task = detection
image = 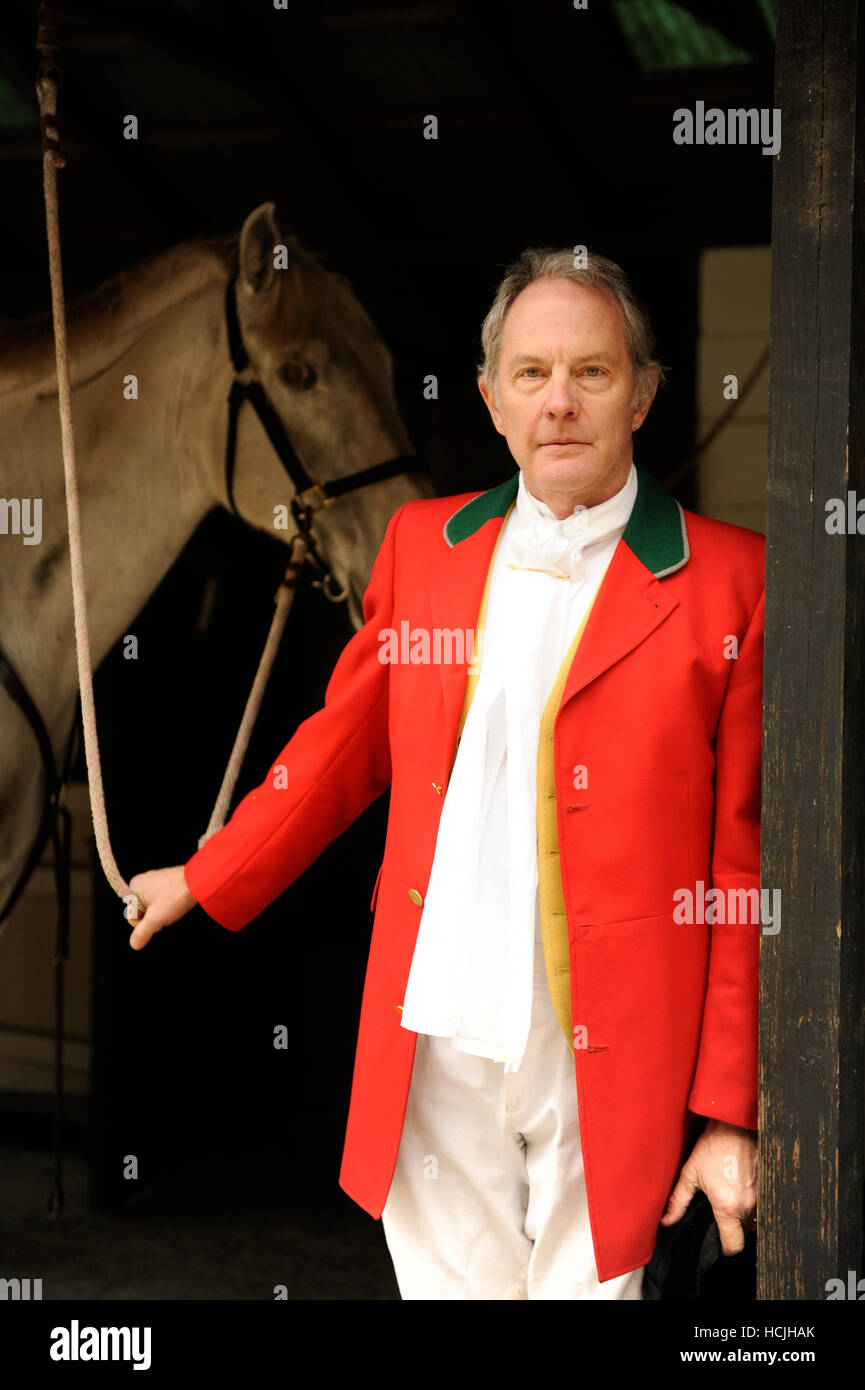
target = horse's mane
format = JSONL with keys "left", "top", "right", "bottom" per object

{"left": 0, "top": 227, "right": 356, "bottom": 391}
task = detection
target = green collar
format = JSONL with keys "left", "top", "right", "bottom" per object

{"left": 442, "top": 463, "right": 689, "bottom": 578}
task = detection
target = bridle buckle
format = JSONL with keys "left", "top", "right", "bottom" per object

{"left": 293, "top": 481, "right": 334, "bottom": 515}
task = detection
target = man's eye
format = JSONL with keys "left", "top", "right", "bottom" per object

{"left": 278, "top": 360, "right": 317, "bottom": 390}
{"left": 521, "top": 367, "right": 541, "bottom": 377}
{"left": 583, "top": 366, "right": 603, "bottom": 377}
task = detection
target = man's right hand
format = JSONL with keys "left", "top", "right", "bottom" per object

{"left": 126, "top": 866, "right": 197, "bottom": 951}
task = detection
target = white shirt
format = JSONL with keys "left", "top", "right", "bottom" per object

{"left": 399, "top": 463, "right": 638, "bottom": 1071}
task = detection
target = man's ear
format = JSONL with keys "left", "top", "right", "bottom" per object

{"left": 478, "top": 373, "right": 505, "bottom": 435}
{"left": 632, "top": 367, "right": 660, "bottom": 432}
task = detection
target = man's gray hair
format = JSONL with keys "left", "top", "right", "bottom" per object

{"left": 478, "top": 248, "right": 666, "bottom": 409}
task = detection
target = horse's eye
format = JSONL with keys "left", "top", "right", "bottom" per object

{"left": 278, "top": 360, "right": 317, "bottom": 390}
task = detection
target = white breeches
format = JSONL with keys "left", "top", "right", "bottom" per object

{"left": 381, "top": 932, "right": 646, "bottom": 1300}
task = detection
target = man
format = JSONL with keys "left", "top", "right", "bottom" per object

{"left": 127, "top": 249, "right": 762, "bottom": 1301}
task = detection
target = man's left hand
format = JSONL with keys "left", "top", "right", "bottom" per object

{"left": 660, "top": 1119, "right": 757, "bottom": 1255}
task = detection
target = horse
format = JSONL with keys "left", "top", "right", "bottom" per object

{"left": 0, "top": 201, "right": 434, "bottom": 926}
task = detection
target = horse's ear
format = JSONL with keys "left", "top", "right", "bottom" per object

{"left": 238, "top": 202, "right": 281, "bottom": 296}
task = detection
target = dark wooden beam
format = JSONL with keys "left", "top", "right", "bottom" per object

{"left": 760, "top": 0, "right": 865, "bottom": 1300}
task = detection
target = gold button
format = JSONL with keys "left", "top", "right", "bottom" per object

{"left": 408, "top": 888, "right": 424, "bottom": 906}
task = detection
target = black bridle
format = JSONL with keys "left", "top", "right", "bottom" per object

{"left": 223, "top": 275, "right": 425, "bottom": 597}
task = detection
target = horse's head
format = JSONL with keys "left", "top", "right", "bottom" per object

{"left": 218, "top": 202, "right": 434, "bottom": 627}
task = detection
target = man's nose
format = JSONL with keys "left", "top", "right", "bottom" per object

{"left": 544, "top": 374, "right": 581, "bottom": 415}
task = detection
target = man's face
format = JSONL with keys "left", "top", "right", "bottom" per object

{"left": 478, "top": 278, "right": 657, "bottom": 515}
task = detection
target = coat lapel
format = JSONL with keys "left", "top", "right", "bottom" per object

{"left": 557, "top": 538, "right": 678, "bottom": 710}
{"left": 558, "top": 464, "right": 688, "bottom": 707}
{"left": 426, "top": 485, "right": 514, "bottom": 762}
{"left": 428, "top": 463, "right": 689, "bottom": 750}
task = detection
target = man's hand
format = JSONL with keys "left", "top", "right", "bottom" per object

{"left": 126, "top": 866, "right": 197, "bottom": 951}
{"left": 660, "top": 1119, "right": 757, "bottom": 1255}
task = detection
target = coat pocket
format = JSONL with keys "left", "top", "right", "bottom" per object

{"left": 370, "top": 860, "right": 385, "bottom": 912}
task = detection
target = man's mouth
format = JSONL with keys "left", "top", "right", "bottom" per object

{"left": 540, "top": 439, "right": 589, "bottom": 446}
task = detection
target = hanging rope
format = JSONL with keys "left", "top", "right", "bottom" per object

{"left": 196, "top": 545, "right": 307, "bottom": 850}
{"left": 36, "top": 13, "right": 132, "bottom": 906}
{"left": 664, "top": 343, "right": 771, "bottom": 493}
{"left": 35, "top": 5, "right": 305, "bottom": 924}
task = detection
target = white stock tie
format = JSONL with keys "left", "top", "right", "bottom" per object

{"left": 399, "top": 464, "right": 638, "bottom": 1071}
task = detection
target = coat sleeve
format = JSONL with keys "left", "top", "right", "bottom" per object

{"left": 181, "top": 502, "right": 404, "bottom": 930}
{"left": 687, "top": 585, "right": 765, "bottom": 1132}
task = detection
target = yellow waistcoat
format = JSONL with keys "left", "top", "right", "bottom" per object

{"left": 450, "top": 502, "right": 602, "bottom": 1053}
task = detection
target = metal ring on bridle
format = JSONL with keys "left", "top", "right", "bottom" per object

{"left": 313, "top": 572, "right": 348, "bottom": 602}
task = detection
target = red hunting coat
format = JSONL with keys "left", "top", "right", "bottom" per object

{"left": 183, "top": 464, "right": 765, "bottom": 1282}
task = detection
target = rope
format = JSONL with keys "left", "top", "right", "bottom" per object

{"left": 197, "top": 544, "right": 307, "bottom": 849}
{"left": 37, "top": 46, "right": 130, "bottom": 903}
{"left": 664, "top": 343, "right": 771, "bottom": 493}
{"left": 35, "top": 10, "right": 304, "bottom": 920}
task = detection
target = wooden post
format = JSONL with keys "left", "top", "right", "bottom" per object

{"left": 760, "top": 0, "right": 865, "bottom": 1299}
